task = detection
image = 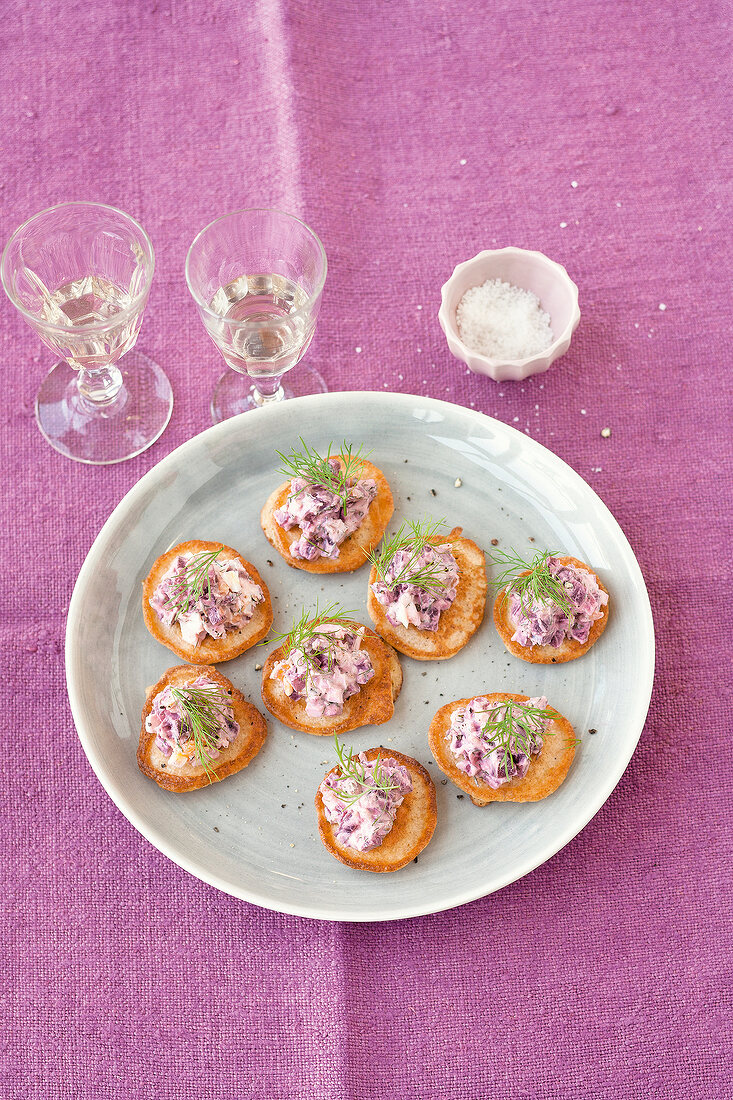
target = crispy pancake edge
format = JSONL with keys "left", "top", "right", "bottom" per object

{"left": 261, "top": 621, "right": 400, "bottom": 735}
{"left": 260, "top": 456, "right": 394, "bottom": 574}
{"left": 142, "top": 540, "right": 274, "bottom": 664}
{"left": 315, "top": 747, "right": 437, "bottom": 872}
{"left": 138, "top": 664, "right": 268, "bottom": 793}
{"left": 428, "top": 691, "right": 576, "bottom": 804}
{"left": 493, "top": 553, "right": 609, "bottom": 664}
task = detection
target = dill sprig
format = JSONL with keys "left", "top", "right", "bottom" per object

{"left": 163, "top": 547, "right": 223, "bottom": 621}
{"left": 491, "top": 547, "right": 574, "bottom": 618}
{"left": 474, "top": 698, "right": 557, "bottom": 781}
{"left": 331, "top": 735, "right": 400, "bottom": 807}
{"left": 276, "top": 438, "right": 370, "bottom": 507}
{"left": 269, "top": 601, "right": 359, "bottom": 689}
{"left": 367, "top": 517, "right": 454, "bottom": 596}
{"left": 170, "top": 683, "right": 232, "bottom": 782}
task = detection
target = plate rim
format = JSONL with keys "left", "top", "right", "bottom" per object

{"left": 65, "top": 391, "right": 655, "bottom": 922}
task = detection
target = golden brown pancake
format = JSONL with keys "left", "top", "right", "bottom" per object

{"left": 261, "top": 621, "right": 401, "bottom": 735}
{"left": 260, "top": 455, "right": 394, "bottom": 573}
{"left": 142, "top": 539, "right": 273, "bottom": 664}
{"left": 428, "top": 691, "right": 576, "bottom": 805}
{"left": 493, "top": 554, "right": 609, "bottom": 664}
{"left": 315, "top": 747, "right": 437, "bottom": 871}
{"left": 367, "top": 526, "right": 487, "bottom": 660}
{"left": 138, "top": 664, "right": 267, "bottom": 793}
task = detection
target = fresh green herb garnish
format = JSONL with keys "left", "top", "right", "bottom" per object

{"left": 276, "top": 438, "right": 370, "bottom": 507}
{"left": 163, "top": 547, "right": 223, "bottom": 621}
{"left": 475, "top": 699, "right": 557, "bottom": 780}
{"left": 170, "top": 683, "right": 232, "bottom": 782}
{"left": 271, "top": 601, "right": 358, "bottom": 658}
{"left": 367, "top": 517, "right": 454, "bottom": 596}
{"left": 331, "top": 735, "right": 400, "bottom": 806}
{"left": 491, "top": 547, "right": 574, "bottom": 618}
{"left": 268, "top": 601, "right": 359, "bottom": 688}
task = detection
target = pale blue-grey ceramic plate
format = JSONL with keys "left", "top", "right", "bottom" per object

{"left": 66, "top": 392, "right": 654, "bottom": 921}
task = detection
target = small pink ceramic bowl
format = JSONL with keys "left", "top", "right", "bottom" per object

{"left": 438, "top": 247, "right": 580, "bottom": 382}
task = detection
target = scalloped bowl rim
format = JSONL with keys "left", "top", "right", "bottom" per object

{"left": 439, "top": 247, "right": 580, "bottom": 369}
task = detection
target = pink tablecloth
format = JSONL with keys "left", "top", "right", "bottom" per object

{"left": 2, "top": 1, "right": 731, "bottom": 1096}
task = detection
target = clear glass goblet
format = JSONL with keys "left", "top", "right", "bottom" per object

{"left": 185, "top": 208, "right": 327, "bottom": 422}
{"left": 1, "top": 201, "right": 172, "bottom": 464}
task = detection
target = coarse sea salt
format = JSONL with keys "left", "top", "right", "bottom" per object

{"left": 456, "top": 278, "right": 554, "bottom": 360}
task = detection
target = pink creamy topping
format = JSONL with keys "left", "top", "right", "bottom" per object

{"left": 150, "top": 553, "right": 264, "bottom": 647}
{"left": 447, "top": 695, "right": 550, "bottom": 788}
{"left": 320, "top": 755, "right": 412, "bottom": 851}
{"left": 145, "top": 676, "right": 240, "bottom": 769}
{"left": 273, "top": 459, "right": 377, "bottom": 561}
{"left": 271, "top": 624, "right": 374, "bottom": 718}
{"left": 509, "top": 557, "right": 608, "bottom": 648}
{"left": 371, "top": 543, "right": 459, "bottom": 631}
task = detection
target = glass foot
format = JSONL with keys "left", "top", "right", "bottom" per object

{"left": 211, "top": 362, "right": 328, "bottom": 423}
{"left": 35, "top": 351, "right": 173, "bottom": 464}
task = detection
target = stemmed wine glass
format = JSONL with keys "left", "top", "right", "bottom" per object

{"left": 185, "top": 208, "right": 327, "bottom": 422}
{"left": 1, "top": 201, "right": 172, "bottom": 464}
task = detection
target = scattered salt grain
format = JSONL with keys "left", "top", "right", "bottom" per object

{"left": 560, "top": 222, "right": 568, "bottom": 228}
{"left": 601, "top": 427, "right": 611, "bottom": 438}
{"left": 454, "top": 478, "right": 462, "bottom": 487}
{"left": 659, "top": 303, "right": 667, "bottom": 311}
{"left": 571, "top": 180, "right": 578, "bottom": 188}
{"left": 460, "top": 158, "right": 467, "bottom": 165}
{"left": 456, "top": 278, "right": 554, "bottom": 361}
{"left": 355, "top": 346, "right": 362, "bottom": 353}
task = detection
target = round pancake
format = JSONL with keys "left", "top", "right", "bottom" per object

{"left": 493, "top": 553, "right": 609, "bottom": 664}
{"left": 260, "top": 455, "right": 394, "bottom": 573}
{"left": 428, "top": 691, "right": 576, "bottom": 804}
{"left": 142, "top": 539, "right": 273, "bottom": 664}
{"left": 315, "top": 747, "right": 437, "bottom": 872}
{"left": 261, "top": 621, "right": 402, "bottom": 735}
{"left": 367, "top": 526, "right": 487, "bottom": 660}
{"left": 138, "top": 664, "right": 267, "bottom": 793}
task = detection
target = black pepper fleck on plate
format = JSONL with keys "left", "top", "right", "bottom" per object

{"left": 589, "top": 728, "right": 597, "bottom": 735}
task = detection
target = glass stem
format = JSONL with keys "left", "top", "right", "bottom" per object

{"left": 250, "top": 373, "right": 285, "bottom": 406}
{"left": 75, "top": 364, "right": 125, "bottom": 409}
